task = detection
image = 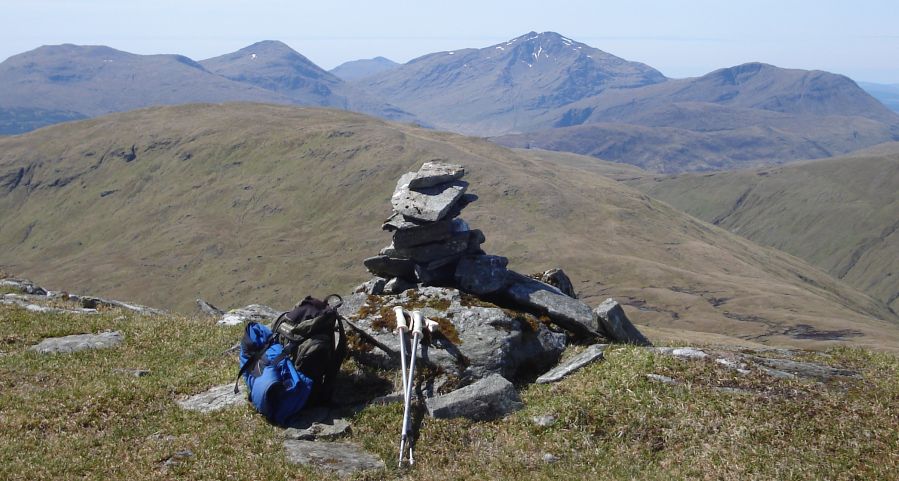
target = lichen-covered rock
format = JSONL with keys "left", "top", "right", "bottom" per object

{"left": 380, "top": 231, "right": 471, "bottom": 263}
{"left": 29, "top": 331, "right": 124, "bottom": 354}
{"left": 354, "top": 277, "right": 388, "bottom": 295}
{"left": 594, "top": 299, "right": 651, "bottom": 345}
{"left": 425, "top": 374, "right": 523, "bottom": 420}
{"left": 391, "top": 219, "right": 459, "bottom": 248}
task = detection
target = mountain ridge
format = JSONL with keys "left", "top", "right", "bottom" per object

{"left": 1, "top": 103, "right": 897, "bottom": 351}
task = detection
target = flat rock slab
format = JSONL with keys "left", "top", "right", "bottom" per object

{"left": 594, "top": 298, "right": 651, "bottom": 345}
{"left": 217, "top": 304, "right": 281, "bottom": 326}
{"left": 536, "top": 344, "right": 606, "bottom": 384}
{"left": 426, "top": 374, "right": 523, "bottom": 421}
{"left": 391, "top": 172, "right": 468, "bottom": 222}
{"left": 29, "top": 331, "right": 124, "bottom": 354}
{"left": 284, "top": 440, "right": 385, "bottom": 478}
{"left": 655, "top": 347, "right": 709, "bottom": 360}
{"left": 177, "top": 383, "right": 246, "bottom": 413}
{"left": 408, "top": 161, "right": 465, "bottom": 189}
{"left": 749, "top": 356, "right": 860, "bottom": 381}
{"left": 284, "top": 417, "right": 351, "bottom": 441}
{"left": 502, "top": 272, "right": 600, "bottom": 338}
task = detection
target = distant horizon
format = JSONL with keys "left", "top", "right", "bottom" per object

{"left": 4, "top": 33, "right": 899, "bottom": 86}
{"left": 2, "top": 1, "right": 897, "bottom": 83}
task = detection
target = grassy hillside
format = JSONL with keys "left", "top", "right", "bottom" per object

{"left": 2, "top": 303, "right": 897, "bottom": 480}
{"left": 624, "top": 150, "right": 899, "bottom": 314}
{"left": 0, "top": 103, "right": 897, "bottom": 350}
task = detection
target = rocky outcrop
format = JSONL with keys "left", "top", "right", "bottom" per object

{"left": 340, "top": 287, "right": 566, "bottom": 383}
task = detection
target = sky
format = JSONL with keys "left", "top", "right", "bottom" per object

{"left": 1, "top": 0, "right": 897, "bottom": 83}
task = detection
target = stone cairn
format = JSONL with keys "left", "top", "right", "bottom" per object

{"left": 362, "top": 161, "right": 503, "bottom": 294}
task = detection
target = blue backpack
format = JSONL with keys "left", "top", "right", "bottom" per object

{"left": 234, "top": 322, "right": 313, "bottom": 425}
{"left": 234, "top": 296, "right": 347, "bottom": 426}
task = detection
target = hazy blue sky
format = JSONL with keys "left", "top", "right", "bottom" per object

{"left": 2, "top": 0, "right": 897, "bottom": 82}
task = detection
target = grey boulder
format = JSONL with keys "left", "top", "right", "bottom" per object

{"left": 540, "top": 268, "right": 576, "bottom": 298}
{"left": 594, "top": 299, "right": 651, "bottom": 345}
{"left": 363, "top": 255, "right": 415, "bottom": 280}
{"left": 426, "top": 374, "right": 523, "bottom": 421}
{"left": 29, "top": 331, "right": 124, "bottom": 354}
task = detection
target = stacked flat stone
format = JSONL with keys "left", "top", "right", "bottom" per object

{"left": 364, "top": 162, "right": 496, "bottom": 291}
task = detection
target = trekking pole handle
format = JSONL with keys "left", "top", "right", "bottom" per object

{"left": 425, "top": 318, "right": 440, "bottom": 333}
{"left": 411, "top": 311, "right": 423, "bottom": 336}
{"left": 394, "top": 306, "right": 408, "bottom": 331}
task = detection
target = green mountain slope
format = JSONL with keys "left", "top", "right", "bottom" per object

{"left": 624, "top": 149, "right": 899, "bottom": 313}
{"left": 0, "top": 104, "right": 896, "bottom": 350}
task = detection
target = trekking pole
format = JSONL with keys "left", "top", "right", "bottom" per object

{"left": 395, "top": 306, "right": 411, "bottom": 467}
{"left": 394, "top": 306, "right": 410, "bottom": 391}
{"left": 401, "top": 311, "right": 424, "bottom": 466}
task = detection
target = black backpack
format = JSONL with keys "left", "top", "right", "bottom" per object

{"left": 270, "top": 295, "right": 348, "bottom": 406}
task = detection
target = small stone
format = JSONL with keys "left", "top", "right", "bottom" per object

{"left": 177, "top": 383, "right": 246, "bottom": 413}
{"left": 409, "top": 161, "right": 465, "bottom": 189}
{"left": 381, "top": 212, "right": 426, "bottom": 232}
{"left": 414, "top": 258, "right": 460, "bottom": 286}
{"left": 162, "top": 449, "right": 194, "bottom": 467}
{"left": 113, "top": 368, "right": 151, "bottom": 377}
{"left": 532, "top": 415, "right": 557, "bottom": 427}
{"left": 646, "top": 373, "right": 677, "bottom": 384}
{"left": 29, "top": 331, "right": 124, "bottom": 354}
{"left": 716, "top": 358, "right": 751, "bottom": 374}
{"left": 542, "top": 453, "right": 560, "bottom": 464}
{"left": 540, "top": 268, "right": 576, "bottom": 298}
{"left": 536, "top": 344, "right": 606, "bottom": 384}
{"left": 284, "top": 440, "right": 385, "bottom": 477}
{"left": 455, "top": 255, "right": 509, "bottom": 295}
{"left": 426, "top": 374, "right": 523, "bottom": 421}
{"left": 593, "top": 299, "right": 651, "bottom": 345}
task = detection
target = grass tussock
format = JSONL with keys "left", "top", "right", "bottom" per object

{"left": 1, "top": 304, "right": 897, "bottom": 480}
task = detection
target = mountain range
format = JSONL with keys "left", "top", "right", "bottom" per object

{"left": 0, "top": 41, "right": 416, "bottom": 135}
{"left": 1, "top": 31, "right": 897, "bottom": 172}
{"left": 1, "top": 104, "right": 897, "bottom": 350}
{"left": 860, "top": 82, "right": 899, "bottom": 113}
